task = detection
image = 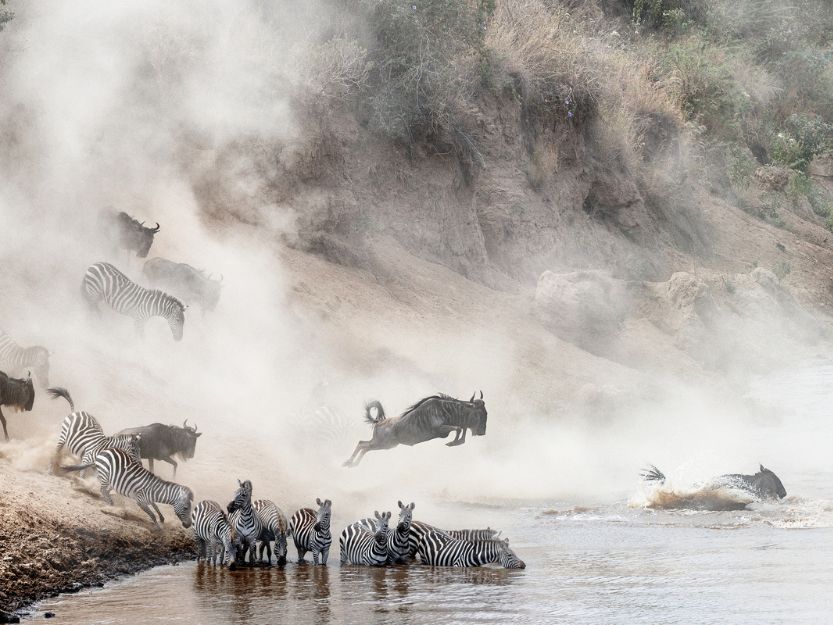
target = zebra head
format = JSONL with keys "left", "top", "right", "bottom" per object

{"left": 166, "top": 298, "right": 187, "bottom": 341}
{"left": 467, "top": 390, "right": 487, "bottom": 436}
{"left": 373, "top": 510, "right": 391, "bottom": 545}
{"left": 313, "top": 497, "right": 332, "bottom": 532}
{"left": 496, "top": 538, "right": 525, "bottom": 569}
{"left": 396, "top": 500, "right": 415, "bottom": 533}
{"left": 175, "top": 486, "right": 194, "bottom": 528}
{"left": 227, "top": 480, "right": 253, "bottom": 513}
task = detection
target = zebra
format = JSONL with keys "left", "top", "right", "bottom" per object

{"left": 47, "top": 387, "right": 140, "bottom": 475}
{"left": 340, "top": 510, "right": 391, "bottom": 566}
{"left": 416, "top": 530, "right": 525, "bottom": 569}
{"left": 226, "top": 480, "right": 262, "bottom": 565}
{"left": 0, "top": 328, "right": 50, "bottom": 388}
{"left": 407, "top": 520, "right": 500, "bottom": 559}
{"left": 81, "top": 262, "right": 187, "bottom": 341}
{"left": 355, "top": 500, "right": 415, "bottom": 564}
{"left": 288, "top": 498, "right": 332, "bottom": 565}
{"left": 191, "top": 500, "right": 237, "bottom": 568}
{"left": 253, "top": 499, "right": 289, "bottom": 566}
{"left": 93, "top": 448, "right": 193, "bottom": 528}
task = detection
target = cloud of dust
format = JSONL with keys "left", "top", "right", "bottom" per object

{"left": 0, "top": 0, "right": 830, "bottom": 535}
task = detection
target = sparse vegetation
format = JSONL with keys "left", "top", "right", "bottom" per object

{"left": 0, "top": 0, "right": 13, "bottom": 32}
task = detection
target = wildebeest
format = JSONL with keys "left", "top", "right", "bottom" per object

{"left": 142, "top": 257, "right": 223, "bottom": 312}
{"left": 0, "top": 370, "right": 35, "bottom": 440}
{"left": 0, "top": 328, "right": 51, "bottom": 388}
{"left": 641, "top": 464, "right": 787, "bottom": 500}
{"left": 343, "top": 392, "right": 488, "bottom": 467}
{"left": 116, "top": 420, "right": 202, "bottom": 478}
{"left": 102, "top": 209, "right": 160, "bottom": 258}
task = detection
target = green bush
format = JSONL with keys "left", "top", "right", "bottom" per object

{"left": 769, "top": 114, "right": 833, "bottom": 172}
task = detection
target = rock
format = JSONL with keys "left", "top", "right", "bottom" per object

{"left": 0, "top": 612, "right": 20, "bottom": 624}
{"left": 44, "top": 612, "right": 55, "bottom": 619}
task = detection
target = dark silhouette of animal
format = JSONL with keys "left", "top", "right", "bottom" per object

{"left": 340, "top": 511, "right": 391, "bottom": 566}
{"left": 102, "top": 210, "right": 160, "bottom": 258}
{"left": 93, "top": 448, "right": 193, "bottom": 528}
{"left": 227, "top": 479, "right": 262, "bottom": 565}
{"left": 416, "top": 531, "right": 525, "bottom": 568}
{"left": 343, "top": 392, "right": 488, "bottom": 467}
{"left": 116, "top": 421, "right": 201, "bottom": 477}
{"left": 253, "top": 499, "right": 289, "bottom": 566}
{"left": 641, "top": 464, "right": 787, "bottom": 500}
{"left": 0, "top": 370, "right": 35, "bottom": 440}
{"left": 142, "top": 258, "right": 223, "bottom": 313}
{"left": 47, "top": 387, "right": 140, "bottom": 475}
{"left": 0, "top": 328, "right": 50, "bottom": 388}
{"left": 81, "top": 262, "right": 187, "bottom": 341}
{"left": 192, "top": 500, "right": 237, "bottom": 568}
{"left": 288, "top": 498, "right": 332, "bottom": 565}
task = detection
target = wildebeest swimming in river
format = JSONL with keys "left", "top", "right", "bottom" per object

{"left": 0, "top": 370, "right": 35, "bottom": 440}
{"left": 641, "top": 464, "right": 787, "bottom": 505}
{"left": 343, "top": 392, "right": 488, "bottom": 468}
{"left": 116, "top": 420, "right": 202, "bottom": 478}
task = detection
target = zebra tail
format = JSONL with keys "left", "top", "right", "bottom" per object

{"left": 47, "top": 387, "right": 75, "bottom": 411}
{"left": 640, "top": 464, "right": 666, "bottom": 484}
{"left": 364, "top": 400, "right": 386, "bottom": 426}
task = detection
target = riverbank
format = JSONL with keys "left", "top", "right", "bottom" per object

{"left": 0, "top": 457, "right": 194, "bottom": 620}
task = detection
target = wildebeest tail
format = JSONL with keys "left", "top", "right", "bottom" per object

{"left": 47, "top": 386, "right": 74, "bottom": 411}
{"left": 640, "top": 464, "right": 666, "bottom": 484}
{"left": 364, "top": 400, "right": 386, "bottom": 426}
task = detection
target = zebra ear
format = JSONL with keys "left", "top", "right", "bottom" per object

{"left": 398, "top": 500, "right": 404, "bottom": 509}
{"left": 385, "top": 511, "right": 391, "bottom": 520}
{"left": 316, "top": 497, "right": 323, "bottom": 506}
{"left": 374, "top": 510, "right": 380, "bottom": 519}
{"left": 409, "top": 502, "right": 415, "bottom": 510}
{"left": 238, "top": 479, "right": 243, "bottom": 487}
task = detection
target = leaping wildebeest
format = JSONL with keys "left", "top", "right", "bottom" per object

{"left": 343, "top": 392, "right": 488, "bottom": 468}
{"left": 0, "top": 370, "right": 35, "bottom": 441}
{"left": 641, "top": 464, "right": 787, "bottom": 500}
{"left": 116, "top": 420, "right": 202, "bottom": 478}
{"left": 101, "top": 209, "right": 160, "bottom": 258}
{"left": 142, "top": 257, "right": 223, "bottom": 313}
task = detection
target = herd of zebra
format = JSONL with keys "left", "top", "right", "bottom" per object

{"left": 193, "top": 480, "right": 526, "bottom": 570}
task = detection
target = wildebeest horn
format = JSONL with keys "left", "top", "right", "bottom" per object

{"left": 470, "top": 392, "right": 475, "bottom": 402}
{"left": 152, "top": 222, "right": 160, "bottom": 232}
{"left": 479, "top": 390, "right": 483, "bottom": 399}
{"left": 183, "top": 419, "right": 188, "bottom": 429}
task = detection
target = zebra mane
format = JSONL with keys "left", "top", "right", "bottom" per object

{"left": 151, "top": 289, "right": 185, "bottom": 310}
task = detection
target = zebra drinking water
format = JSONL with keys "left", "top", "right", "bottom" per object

{"left": 191, "top": 500, "right": 237, "bottom": 568}
{"left": 81, "top": 262, "right": 187, "bottom": 341}
{"left": 226, "top": 480, "right": 262, "bottom": 565}
{"left": 253, "top": 499, "right": 289, "bottom": 566}
{"left": 48, "top": 387, "right": 140, "bottom": 475}
{"left": 416, "top": 530, "right": 525, "bottom": 568}
{"left": 93, "top": 448, "right": 193, "bottom": 528}
{"left": 0, "top": 329, "right": 50, "bottom": 388}
{"left": 340, "top": 510, "right": 391, "bottom": 566}
{"left": 288, "top": 498, "right": 332, "bottom": 565}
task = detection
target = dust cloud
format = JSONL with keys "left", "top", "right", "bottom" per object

{"left": 0, "top": 0, "right": 829, "bottom": 530}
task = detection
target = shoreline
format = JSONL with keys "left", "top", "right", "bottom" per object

{"left": 0, "top": 459, "right": 195, "bottom": 620}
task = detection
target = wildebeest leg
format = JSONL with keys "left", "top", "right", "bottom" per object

{"left": 161, "top": 456, "right": 178, "bottom": 478}
{"left": 0, "top": 406, "right": 8, "bottom": 441}
{"left": 344, "top": 440, "right": 378, "bottom": 467}
{"left": 446, "top": 426, "right": 467, "bottom": 447}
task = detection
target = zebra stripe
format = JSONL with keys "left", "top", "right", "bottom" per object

{"left": 340, "top": 511, "right": 390, "bottom": 566}
{"left": 416, "top": 530, "right": 525, "bottom": 569}
{"left": 407, "top": 520, "right": 501, "bottom": 559}
{"left": 191, "top": 500, "right": 236, "bottom": 567}
{"left": 353, "top": 500, "right": 414, "bottom": 564}
{"left": 94, "top": 448, "right": 193, "bottom": 528}
{"left": 81, "top": 262, "right": 186, "bottom": 341}
{"left": 288, "top": 498, "right": 332, "bottom": 565}
{"left": 253, "top": 499, "right": 289, "bottom": 565}
{"left": 227, "top": 480, "right": 262, "bottom": 564}
{"left": 0, "top": 329, "right": 50, "bottom": 387}
{"left": 446, "top": 528, "right": 500, "bottom": 541}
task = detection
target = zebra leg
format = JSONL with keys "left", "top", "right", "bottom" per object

{"left": 265, "top": 541, "right": 272, "bottom": 564}
{"left": 196, "top": 537, "right": 206, "bottom": 561}
{"left": 321, "top": 546, "right": 330, "bottom": 566}
{"left": 312, "top": 548, "right": 320, "bottom": 566}
{"left": 136, "top": 493, "right": 161, "bottom": 527}
{"left": 297, "top": 546, "right": 307, "bottom": 564}
{"left": 150, "top": 501, "right": 165, "bottom": 524}
{"left": 0, "top": 406, "right": 8, "bottom": 441}
{"left": 99, "top": 485, "right": 114, "bottom": 506}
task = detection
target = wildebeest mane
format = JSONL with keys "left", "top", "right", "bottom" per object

{"left": 401, "top": 393, "right": 461, "bottom": 417}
